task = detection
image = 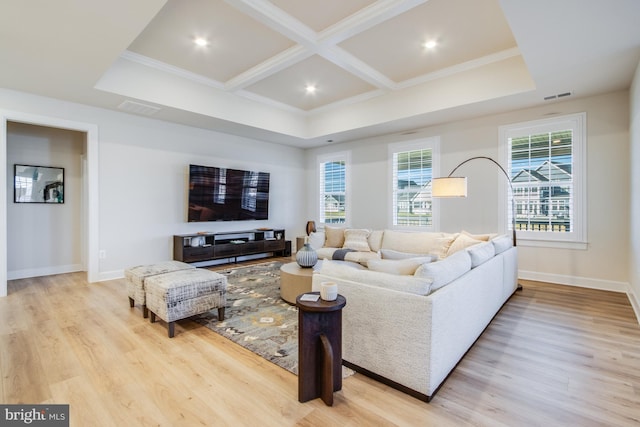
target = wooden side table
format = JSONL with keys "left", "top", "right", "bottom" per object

{"left": 280, "top": 261, "right": 322, "bottom": 304}
{"left": 296, "top": 292, "right": 346, "bottom": 406}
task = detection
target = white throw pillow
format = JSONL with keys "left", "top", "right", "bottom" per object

{"left": 308, "top": 231, "right": 325, "bottom": 250}
{"left": 466, "top": 241, "right": 495, "bottom": 268}
{"left": 343, "top": 229, "right": 371, "bottom": 251}
{"left": 461, "top": 230, "right": 496, "bottom": 241}
{"left": 414, "top": 250, "right": 472, "bottom": 291}
{"left": 491, "top": 234, "right": 513, "bottom": 254}
{"left": 367, "top": 257, "right": 432, "bottom": 275}
{"left": 446, "top": 233, "right": 483, "bottom": 256}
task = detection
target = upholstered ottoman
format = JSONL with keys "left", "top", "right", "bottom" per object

{"left": 145, "top": 268, "right": 227, "bottom": 337}
{"left": 125, "top": 261, "right": 195, "bottom": 318}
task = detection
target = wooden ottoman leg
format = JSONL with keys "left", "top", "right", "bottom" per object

{"left": 168, "top": 322, "right": 175, "bottom": 338}
{"left": 218, "top": 307, "right": 225, "bottom": 321}
{"left": 143, "top": 305, "right": 149, "bottom": 319}
{"left": 128, "top": 297, "right": 134, "bottom": 308}
{"left": 150, "top": 312, "right": 156, "bottom": 323}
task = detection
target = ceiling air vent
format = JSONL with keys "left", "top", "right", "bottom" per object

{"left": 118, "top": 100, "right": 161, "bottom": 116}
{"left": 544, "top": 91, "right": 573, "bottom": 101}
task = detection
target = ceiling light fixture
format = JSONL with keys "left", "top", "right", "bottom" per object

{"left": 305, "top": 84, "right": 317, "bottom": 94}
{"left": 423, "top": 40, "right": 437, "bottom": 49}
{"left": 194, "top": 37, "right": 209, "bottom": 47}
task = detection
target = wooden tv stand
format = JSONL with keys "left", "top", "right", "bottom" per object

{"left": 173, "top": 229, "right": 289, "bottom": 264}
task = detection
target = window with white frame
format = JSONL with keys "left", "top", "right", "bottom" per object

{"left": 318, "top": 152, "right": 349, "bottom": 225}
{"left": 389, "top": 138, "right": 440, "bottom": 229}
{"left": 499, "top": 112, "right": 586, "bottom": 246}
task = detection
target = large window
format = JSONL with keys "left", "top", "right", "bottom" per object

{"left": 389, "top": 138, "right": 440, "bottom": 229}
{"left": 500, "top": 113, "right": 586, "bottom": 247}
{"left": 318, "top": 152, "right": 350, "bottom": 225}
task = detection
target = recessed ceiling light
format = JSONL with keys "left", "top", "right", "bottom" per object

{"left": 194, "top": 37, "right": 209, "bottom": 47}
{"left": 305, "top": 84, "right": 317, "bottom": 94}
{"left": 423, "top": 40, "right": 437, "bottom": 49}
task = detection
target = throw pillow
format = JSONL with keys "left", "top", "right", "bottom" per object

{"left": 446, "top": 233, "right": 483, "bottom": 256}
{"left": 491, "top": 234, "right": 513, "bottom": 254}
{"left": 414, "top": 250, "right": 472, "bottom": 291}
{"left": 466, "top": 241, "right": 495, "bottom": 268}
{"left": 307, "top": 231, "right": 325, "bottom": 250}
{"left": 324, "top": 226, "right": 345, "bottom": 248}
{"left": 367, "top": 257, "right": 432, "bottom": 275}
{"left": 461, "top": 230, "right": 496, "bottom": 241}
{"left": 343, "top": 229, "right": 371, "bottom": 252}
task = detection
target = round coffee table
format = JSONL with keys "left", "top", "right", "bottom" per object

{"left": 280, "top": 261, "right": 322, "bottom": 304}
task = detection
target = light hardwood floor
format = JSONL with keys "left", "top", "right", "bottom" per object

{"left": 1, "top": 258, "right": 639, "bottom": 426}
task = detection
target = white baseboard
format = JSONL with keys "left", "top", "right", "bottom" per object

{"left": 99, "top": 270, "right": 124, "bottom": 282}
{"left": 519, "top": 269, "right": 628, "bottom": 293}
{"left": 628, "top": 288, "right": 640, "bottom": 326}
{"left": 8, "top": 264, "right": 84, "bottom": 280}
{"left": 519, "top": 269, "right": 639, "bottom": 325}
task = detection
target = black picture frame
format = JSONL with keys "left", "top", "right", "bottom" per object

{"left": 14, "top": 164, "right": 65, "bottom": 204}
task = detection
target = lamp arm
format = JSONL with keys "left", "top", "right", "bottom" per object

{"left": 445, "top": 156, "right": 516, "bottom": 246}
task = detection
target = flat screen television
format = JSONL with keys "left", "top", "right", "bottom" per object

{"left": 188, "top": 164, "right": 270, "bottom": 222}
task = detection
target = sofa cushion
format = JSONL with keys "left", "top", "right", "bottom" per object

{"left": 446, "top": 233, "right": 483, "bottom": 256}
{"left": 466, "top": 241, "right": 495, "bottom": 268}
{"left": 343, "top": 229, "right": 371, "bottom": 251}
{"left": 367, "top": 257, "right": 432, "bottom": 275}
{"left": 380, "top": 248, "right": 433, "bottom": 260}
{"left": 344, "top": 251, "right": 380, "bottom": 264}
{"left": 381, "top": 230, "right": 458, "bottom": 259}
{"left": 319, "top": 259, "right": 432, "bottom": 295}
{"left": 368, "top": 230, "right": 384, "bottom": 252}
{"left": 491, "top": 234, "right": 513, "bottom": 254}
{"left": 324, "top": 226, "right": 345, "bottom": 247}
{"left": 414, "top": 250, "right": 472, "bottom": 291}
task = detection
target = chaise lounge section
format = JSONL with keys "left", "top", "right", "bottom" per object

{"left": 310, "top": 227, "right": 518, "bottom": 401}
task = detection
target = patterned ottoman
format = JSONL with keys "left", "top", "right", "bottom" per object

{"left": 145, "top": 268, "right": 227, "bottom": 338}
{"left": 125, "top": 261, "right": 195, "bottom": 318}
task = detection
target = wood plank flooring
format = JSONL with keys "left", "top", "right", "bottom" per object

{"left": 1, "top": 257, "right": 639, "bottom": 426}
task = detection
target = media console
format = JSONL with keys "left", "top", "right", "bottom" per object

{"left": 173, "top": 229, "right": 289, "bottom": 264}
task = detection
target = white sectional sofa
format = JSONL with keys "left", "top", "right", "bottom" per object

{"left": 309, "top": 227, "right": 519, "bottom": 401}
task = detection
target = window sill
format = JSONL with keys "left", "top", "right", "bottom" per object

{"left": 517, "top": 238, "right": 587, "bottom": 250}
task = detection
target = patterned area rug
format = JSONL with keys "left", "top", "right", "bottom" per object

{"left": 194, "top": 261, "right": 300, "bottom": 374}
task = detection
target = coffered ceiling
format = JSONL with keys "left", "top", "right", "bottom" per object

{"left": 2, "top": 0, "right": 640, "bottom": 147}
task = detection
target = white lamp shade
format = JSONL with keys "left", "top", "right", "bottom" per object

{"left": 432, "top": 177, "right": 468, "bottom": 197}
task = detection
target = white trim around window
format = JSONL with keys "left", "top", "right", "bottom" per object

{"left": 388, "top": 137, "right": 440, "bottom": 231}
{"left": 499, "top": 112, "right": 587, "bottom": 249}
{"left": 317, "top": 151, "right": 351, "bottom": 227}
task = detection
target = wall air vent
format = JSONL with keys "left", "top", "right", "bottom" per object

{"left": 544, "top": 91, "right": 573, "bottom": 101}
{"left": 118, "top": 100, "right": 161, "bottom": 116}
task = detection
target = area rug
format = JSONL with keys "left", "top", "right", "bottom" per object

{"left": 194, "top": 261, "right": 301, "bottom": 374}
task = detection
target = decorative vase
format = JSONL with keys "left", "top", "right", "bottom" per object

{"left": 296, "top": 243, "right": 318, "bottom": 268}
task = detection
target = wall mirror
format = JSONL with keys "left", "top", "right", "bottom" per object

{"left": 14, "top": 164, "right": 65, "bottom": 204}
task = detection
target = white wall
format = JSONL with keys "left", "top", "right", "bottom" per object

{"left": 6, "top": 122, "right": 84, "bottom": 279}
{"left": 630, "top": 61, "right": 640, "bottom": 316}
{"left": 306, "top": 91, "right": 630, "bottom": 292}
{"left": 0, "top": 89, "right": 305, "bottom": 283}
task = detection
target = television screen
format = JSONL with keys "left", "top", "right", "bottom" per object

{"left": 188, "top": 164, "right": 270, "bottom": 222}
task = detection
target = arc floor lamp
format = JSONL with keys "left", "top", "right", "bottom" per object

{"left": 432, "top": 156, "right": 521, "bottom": 290}
{"left": 431, "top": 156, "right": 517, "bottom": 247}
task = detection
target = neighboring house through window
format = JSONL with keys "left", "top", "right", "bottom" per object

{"left": 389, "top": 138, "right": 440, "bottom": 230}
{"left": 318, "top": 151, "right": 350, "bottom": 225}
{"left": 499, "top": 112, "right": 586, "bottom": 248}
